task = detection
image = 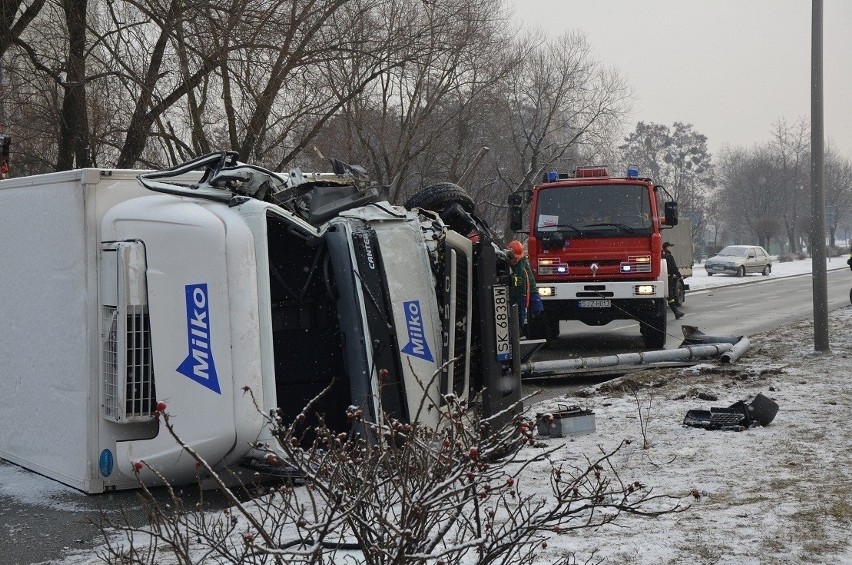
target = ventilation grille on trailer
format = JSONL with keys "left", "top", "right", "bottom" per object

{"left": 101, "top": 241, "right": 156, "bottom": 423}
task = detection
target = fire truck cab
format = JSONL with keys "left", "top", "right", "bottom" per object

{"left": 508, "top": 166, "right": 679, "bottom": 348}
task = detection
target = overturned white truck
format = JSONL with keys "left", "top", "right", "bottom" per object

{"left": 0, "top": 152, "right": 521, "bottom": 493}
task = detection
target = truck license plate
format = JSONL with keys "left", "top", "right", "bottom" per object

{"left": 578, "top": 299, "right": 611, "bottom": 308}
{"left": 493, "top": 285, "right": 511, "bottom": 361}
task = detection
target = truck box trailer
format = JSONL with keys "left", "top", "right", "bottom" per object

{"left": 0, "top": 152, "right": 521, "bottom": 493}
{"left": 663, "top": 218, "right": 694, "bottom": 305}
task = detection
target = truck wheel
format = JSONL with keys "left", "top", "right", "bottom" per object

{"left": 548, "top": 316, "right": 561, "bottom": 339}
{"left": 640, "top": 301, "right": 667, "bottom": 349}
{"left": 404, "top": 182, "right": 475, "bottom": 214}
{"left": 528, "top": 312, "right": 558, "bottom": 340}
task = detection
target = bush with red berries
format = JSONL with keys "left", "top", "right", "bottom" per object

{"left": 95, "top": 386, "right": 688, "bottom": 564}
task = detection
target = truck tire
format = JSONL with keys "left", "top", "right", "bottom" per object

{"left": 640, "top": 300, "right": 667, "bottom": 349}
{"left": 528, "top": 312, "right": 559, "bottom": 340}
{"left": 404, "top": 182, "right": 475, "bottom": 214}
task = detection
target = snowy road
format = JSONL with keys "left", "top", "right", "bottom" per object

{"left": 538, "top": 257, "right": 850, "bottom": 356}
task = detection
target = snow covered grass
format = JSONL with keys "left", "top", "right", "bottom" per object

{"left": 529, "top": 305, "right": 852, "bottom": 563}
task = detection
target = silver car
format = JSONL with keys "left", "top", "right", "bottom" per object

{"left": 704, "top": 245, "right": 771, "bottom": 277}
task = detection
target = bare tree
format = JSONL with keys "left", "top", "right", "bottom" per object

{"left": 0, "top": 0, "right": 46, "bottom": 59}
{"left": 768, "top": 118, "right": 809, "bottom": 253}
{"left": 717, "top": 146, "right": 785, "bottom": 249}
{"left": 314, "top": 0, "right": 521, "bottom": 205}
{"left": 824, "top": 146, "right": 852, "bottom": 248}
{"left": 98, "top": 0, "right": 226, "bottom": 168}
{"left": 3, "top": 0, "right": 632, "bottom": 187}
{"left": 506, "top": 31, "right": 629, "bottom": 195}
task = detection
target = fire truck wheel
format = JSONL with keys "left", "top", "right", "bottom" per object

{"left": 548, "top": 316, "right": 561, "bottom": 338}
{"left": 528, "top": 313, "right": 559, "bottom": 340}
{"left": 404, "top": 182, "right": 475, "bottom": 214}
{"left": 640, "top": 302, "right": 667, "bottom": 349}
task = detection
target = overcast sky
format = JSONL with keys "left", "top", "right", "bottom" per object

{"left": 508, "top": 0, "right": 852, "bottom": 160}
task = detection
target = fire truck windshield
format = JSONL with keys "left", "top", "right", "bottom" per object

{"left": 535, "top": 184, "right": 652, "bottom": 235}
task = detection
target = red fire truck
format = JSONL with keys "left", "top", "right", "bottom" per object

{"left": 507, "top": 166, "right": 679, "bottom": 348}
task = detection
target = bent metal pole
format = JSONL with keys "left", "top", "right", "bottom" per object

{"left": 521, "top": 343, "right": 737, "bottom": 379}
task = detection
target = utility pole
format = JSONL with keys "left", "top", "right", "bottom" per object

{"left": 0, "top": 55, "right": 5, "bottom": 129}
{"left": 810, "top": 0, "right": 829, "bottom": 351}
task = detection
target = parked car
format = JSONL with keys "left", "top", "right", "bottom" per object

{"left": 704, "top": 245, "right": 771, "bottom": 277}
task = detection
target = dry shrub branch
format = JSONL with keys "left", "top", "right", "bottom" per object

{"left": 94, "top": 386, "right": 689, "bottom": 564}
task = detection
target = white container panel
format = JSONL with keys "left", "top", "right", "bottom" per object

{"left": 101, "top": 196, "right": 241, "bottom": 487}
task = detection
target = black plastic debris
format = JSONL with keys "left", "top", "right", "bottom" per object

{"left": 683, "top": 392, "right": 778, "bottom": 431}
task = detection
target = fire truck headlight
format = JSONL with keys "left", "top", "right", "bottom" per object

{"left": 634, "top": 285, "right": 655, "bottom": 296}
{"left": 538, "top": 286, "right": 555, "bottom": 297}
{"left": 538, "top": 258, "right": 559, "bottom": 276}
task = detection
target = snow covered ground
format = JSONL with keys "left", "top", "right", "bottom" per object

{"left": 530, "top": 256, "right": 852, "bottom": 563}
{"left": 10, "top": 257, "right": 852, "bottom": 564}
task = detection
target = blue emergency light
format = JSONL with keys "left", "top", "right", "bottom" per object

{"left": 547, "top": 170, "right": 558, "bottom": 182}
{"left": 627, "top": 166, "right": 639, "bottom": 178}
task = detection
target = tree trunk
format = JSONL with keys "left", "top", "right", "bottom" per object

{"left": 56, "top": 0, "right": 89, "bottom": 170}
{"left": 787, "top": 227, "right": 797, "bottom": 254}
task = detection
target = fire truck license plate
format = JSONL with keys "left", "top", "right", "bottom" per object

{"left": 493, "top": 285, "right": 511, "bottom": 361}
{"left": 578, "top": 299, "right": 611, "bottom": 308}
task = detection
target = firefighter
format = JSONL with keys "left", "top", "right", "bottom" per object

{"left": 663, "top": 241, "right": 685, "bottom": 319}
{"left": 507, "top": 240, "right": 543, "bottom": 334}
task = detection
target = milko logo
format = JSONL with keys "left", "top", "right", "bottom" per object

{"left": 400, "top": 300, "right": 434, "bottom": 362}
{"left": 177, "top": 283, "right": 221, "bottom": 394}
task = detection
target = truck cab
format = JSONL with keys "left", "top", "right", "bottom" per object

{"left": 0, "top": 152, "right": 522, "bottom": 492}
{"left": 508, "top": 166, "right": 679, "bottom": 348}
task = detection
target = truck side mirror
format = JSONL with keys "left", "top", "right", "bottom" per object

{"left": 508, "top": 193, "right": 524, "bottom": 231}
{"left": 664, "top": 201, "right": 679, "bottom": 226}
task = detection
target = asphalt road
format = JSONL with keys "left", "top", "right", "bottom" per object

{"left": 2, "top": 269, "right": 849, "bottom": 565}
{"left": 0, "top": 467, "right": 249, "bottom": 565}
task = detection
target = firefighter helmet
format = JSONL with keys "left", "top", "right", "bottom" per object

{"left": 507, "top": 240, "right": 524, "bottom": 259}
